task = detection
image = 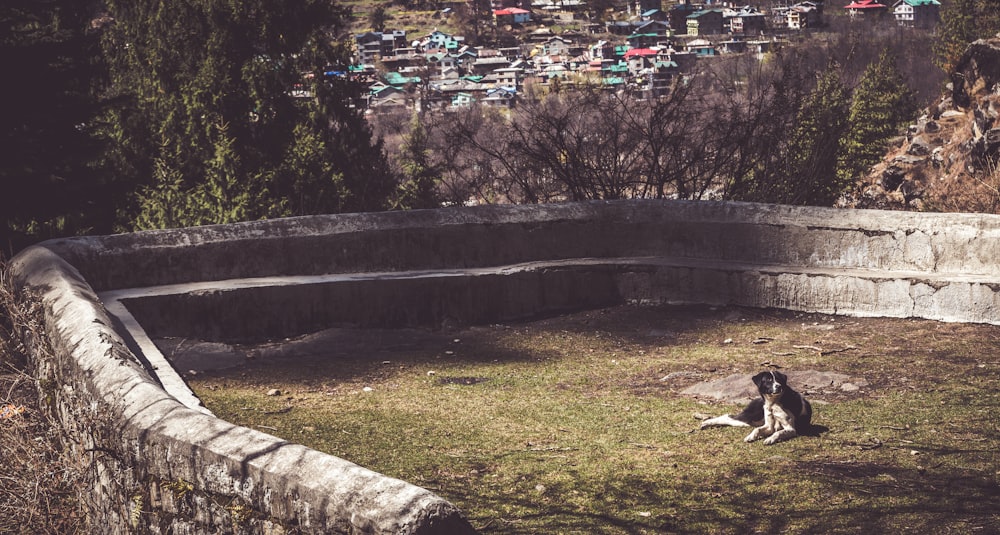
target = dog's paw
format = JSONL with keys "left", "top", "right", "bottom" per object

{"left": 762, "top": 435, "right": 779, "bottom": 445}
{"left": 744, "top": 431, "right": 759, "bottom": 443}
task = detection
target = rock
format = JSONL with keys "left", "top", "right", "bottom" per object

{"left": 881, "top": 166, "right": 906, "bottom": 191}
{"left": 907, "top": 135, "right": 933, "bottom": 156}
{"left": 266, "top": 388, "right": 281, "bottom": 396}
{"left": 661, "top": 371, "right": 701, "bottom": 381}
{"left": 952, "top": 37, "right": 1000, "bottom": 109}
{"left": 682, "top": 370, "right": 868, "bottom": 402}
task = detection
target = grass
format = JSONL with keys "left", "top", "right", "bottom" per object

{"left": 0, "top": 262, "right": 88, "bottom": 534}
{"left": 186, "top": 305, "right": 1000, "bottom": 534}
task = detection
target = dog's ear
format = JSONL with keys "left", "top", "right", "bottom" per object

{"left": 751, "top": 371, "right": 768, "bottom": 388}
{"left": 772, "top": 370, "right": 788, "bottom": 384}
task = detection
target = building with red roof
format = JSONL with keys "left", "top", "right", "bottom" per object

{"left": 494, "top": 7, "right": 531, "bottom": 25}
{"left": 845, "top": 0, "right": 888, "bottom": 18}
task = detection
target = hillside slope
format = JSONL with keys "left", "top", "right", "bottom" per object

{"left": 849, "top": 36, "right": 1000, "bottom": 213}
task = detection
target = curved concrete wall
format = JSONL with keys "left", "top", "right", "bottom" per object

{"left": 11, "top": 200, "right": 1000, "bottom": 533}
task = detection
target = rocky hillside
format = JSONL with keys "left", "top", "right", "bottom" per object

{"left": 848, "top": 35, "right": 1000, "bottom": 214}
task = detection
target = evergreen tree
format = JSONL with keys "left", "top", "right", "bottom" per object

{"left": 0, "top": 0, "right": 109, "bottom": 252}
{"left": 837, "top": 50, "right": 917, "bottom": 186}
{"left": 785, "top": 66, "right": 851, "bottom": 205}
{"left": 394, "top": 112, "right": 442, "bottom": 210}
{"left": 101, "top": 0, "right": 395, "bottom": 230}
{"left": 935, "top": 0, "right": 1000, "bottom": 72}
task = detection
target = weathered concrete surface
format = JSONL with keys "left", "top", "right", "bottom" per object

{"left": 10, "top": 246, "right": 477, "bottom": 534}
{"left": 11, "top": 199, "right": 1000, "bottom": 534}
{"left": 39, "top": 200, "right": 1000, "bottom": 292}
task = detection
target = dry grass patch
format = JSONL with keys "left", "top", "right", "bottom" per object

{"left": 186, "top": 305, "right": 1000, "bottom": 534}
{"left": 0, "top": 263, "right": 88, "bottom": 534}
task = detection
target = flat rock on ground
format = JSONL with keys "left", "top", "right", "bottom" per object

{"left": 681, "top": 370, "right": 868, "bottom": 404}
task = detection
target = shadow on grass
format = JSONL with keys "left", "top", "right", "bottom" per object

{"left": 443, "top": 459, "right": 999, "bottom": 534}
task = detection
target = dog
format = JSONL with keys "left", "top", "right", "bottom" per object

{"left": 700, "top": 370, "right": 812, "bottom": 445}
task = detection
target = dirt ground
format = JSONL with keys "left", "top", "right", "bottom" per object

{"left": 168, "top": 303, "right": 1000, "bottom": 406}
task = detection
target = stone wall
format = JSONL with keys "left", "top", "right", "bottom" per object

{"left": 10, "top": 199, "right": 1000, "bottom": 533}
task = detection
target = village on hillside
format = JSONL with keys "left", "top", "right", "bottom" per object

{"left": 348, "top": 0, "right": 942, "bottom": 112}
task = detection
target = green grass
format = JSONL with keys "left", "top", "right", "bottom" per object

{"left": 189, "top": 305, "right": 1000, "bottom": 534}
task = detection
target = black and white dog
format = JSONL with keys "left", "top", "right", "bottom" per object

{"left": 700, "top": 370, "right": 812, "bottom": 445}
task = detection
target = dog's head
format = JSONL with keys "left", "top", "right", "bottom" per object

{"left": 752, "top": 370, "right": 788, "bottom": 400}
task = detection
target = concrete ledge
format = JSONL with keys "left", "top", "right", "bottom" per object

{"left": 11, "top": 199, "right": 1000, "bottom": 533}
{"left": 11, "top": 246, "right": 475, "bottom": 534}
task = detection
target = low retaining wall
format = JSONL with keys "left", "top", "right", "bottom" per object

{"left": 10, "top": 199, "right": 1000, "bottom": 533}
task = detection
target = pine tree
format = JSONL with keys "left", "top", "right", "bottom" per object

{"left": 837, "top": 50, "right": 917, "bottom": 186}
{"left": 934, "top": 0, "right": 1000, "bottom": 72}
{"left": 101, "top": 0, "right": 396, "bottom": 230}
{"left": 394, "top": 112, "right": 442, "bottom": 210}
{"left": 786, "top": 66, "right": 851, "bottom": 206}
{"left": 0, "top": 0, "right": 109, "bottom": 252}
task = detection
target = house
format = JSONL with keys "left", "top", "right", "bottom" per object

{"left": 495, "top": 7, "right": 532, "bottom": 25}
{"left": 641, "top": 9, "right": 668, "bottom": 22}
{"left": 539, "top": 35, "right": 574, "bottom": 56}
{"left": 687, "top": 10, "right": 725, "bottom": 36}
{"left": 747, "top": 38, "right": 785, "bottom": 57}
{"left": 354, "top": 30, "right": 408, "bottom": 64}
{"left": 355, "top": 32, "right": 383, "bottom": 64}
{"left": 624, "top": 47, "right": 658, "bottom": 76}
{"left": 367, "top": 83, "right": 408, "bottom": 110}
{"left": 844, "top": 0, "right": 888, "bottom": 18}
{"left": 634, "top": 20, "right": 672, "bottom": 38}
{"left": 420, "top": 30, "right": 464, "bottom": 52}
{"left": 719, "top": 39, "right": 748, "bottom": 54}
{"left": 642, "top": 60, "right": 679, "bottom": 97}
{"left": 384, "top": 71, "right": 422, "bottom": 88}
{"left": 492, "top": 65, "right": 525, "bottom": 90}
{"left": 686, "top": 39, "right": 716, "bottom": 56}
{"left": 450, "top": 48, "right": 478, "bottom": 73}
{"left": 605, "top": 21, "right": 641, "bottom": 36}
{"left": 668, "top": 1, "right": 700, "bottom": 35}
{"left": 892, "top": 0, "right": 940, "bottom": 28}
{"left": 482, "top": 87, "right": 517, "bottom": 108}
{"left": 379, "top": 51, "right": 420, "bottom": 73}
{"left": 367, "top": 92, "right": 409, "bottom": 113}
{"left": 634, "top": 0, "right": 662, "bottom": 16}
{"left": 498, "top": 47, "right": 523, "bottom": 61}
{"left": 788, "top": 3, "right": 821, "bottom": 29}
{"left": 726, "top": 6, "right": 767, "bottom": 35}
{"left": 470, "top": 54, "right": 512, "bottom": 76}
{"left": 451, "top": 92, "right": 477, "bottom": 107}
{"left": 424, "top": 50, "right": 458, "bottom": 76}
{"left": 532, "top": 0, "right": 584, "bottom": 11}
{"left": 588, "top": 40, "right": 617, "bottom": 61}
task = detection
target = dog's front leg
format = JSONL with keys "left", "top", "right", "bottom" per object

{"left": 762, "top": 428, "right": 797, "bottom": 445}
{"left": 744, "top": 425, "right": 771, "bottom": 442}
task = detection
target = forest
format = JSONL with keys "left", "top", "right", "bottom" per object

{"left": 2, "top": 0, "right": 1000, "bottom": 255}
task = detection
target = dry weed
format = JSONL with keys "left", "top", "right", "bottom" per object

{"left": 0, "top": 261, "right": 88, "bottom": 534}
